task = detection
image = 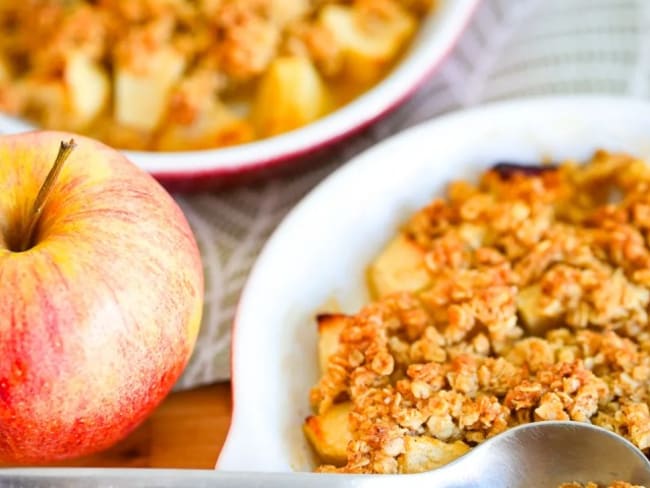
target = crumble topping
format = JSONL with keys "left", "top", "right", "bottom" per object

{"left": 309, "top": 151, "right": 650, "bottom": 473}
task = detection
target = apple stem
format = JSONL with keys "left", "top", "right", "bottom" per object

{"left": 19, "top": 139, "right": 76, "bottom": 252}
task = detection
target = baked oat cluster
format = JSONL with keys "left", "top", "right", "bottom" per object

{"left": 0, "top": 0, "right": 433, "bottom": 150}
{"left": 305, "top": 151, "right": 650, "bottom": 474}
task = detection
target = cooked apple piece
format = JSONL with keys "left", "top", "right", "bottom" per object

{"left": 158, "top": 100, "right": 252, "bottom": 151}
{"left": 91, "top": 117, "right": 156, "bottom": 151}
{"left": 64, "top": 52, "right": 110, "bottom": 128}
{"left": 399, "top": 436, "right": 470, "bottom": 473}
{"left": 304, "top": 402, "right": 352, "bottom": 466}
{"left": 20, "top": 79, "right": 68, "bottom": 127}
{"left": 157, "top": 69, "right": 252, "bottom": 150}
{"left": 252, "top": 55, "right": 331, "bottom": 137}
{"left": 317, "top": 314, "right": 349, "bottom": 373}
{"left": 457, "top": 223, "right": 485, "bottom": 250}
{"left": 114, "top": 48, "right": 186, "bottom": 131}
{"left": 319, "top": 4, "right": 416, "bottom": 84}
{"left": 158, "top": 113, "right": 252, "bottom": 150}
{"left": 19, "top": 54, "right": 109, "bottom": 131}
{"left": 517, "top": 284, "right": 561, "bottom": 335}
{"left": 268, "top": 0, "right": 310, "bottom": 28}
{"left": 0, "top": 53, "right": 11, "bottom": 83}
{"left": 368, "top": 234, "right": 430, "bottom": 299}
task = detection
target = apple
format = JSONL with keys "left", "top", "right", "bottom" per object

{"left": 0, "top": 132, "right": 204, "bottom": 463}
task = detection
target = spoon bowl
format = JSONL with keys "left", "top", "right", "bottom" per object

{"left": 429, "top": 420, "right": 650, "bottom": 487}
{"left": 2, "top": 421, "right": 649, "bottom": 488}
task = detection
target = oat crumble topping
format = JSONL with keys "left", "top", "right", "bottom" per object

{"left": 307, "top": 151, "right": 650, "bottom": 473}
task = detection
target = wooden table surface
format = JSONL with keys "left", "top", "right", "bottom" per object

{"left": 47, "top": 383, "right": 232, "bottom": 469}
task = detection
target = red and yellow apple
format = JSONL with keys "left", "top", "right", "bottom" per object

{"left": 0, "top": 131, "right": 204, "bottom": 463}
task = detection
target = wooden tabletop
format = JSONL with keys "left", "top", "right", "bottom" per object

{"left": 46, "top": 383, "right": 232, "bottom": 469}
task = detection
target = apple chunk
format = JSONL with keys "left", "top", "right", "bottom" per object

{"left": 253, "top": 56, "right": 331, "bottom": 137}
{"left": 268, "top": 0, "right": 310, "bottom": 28}
{"left": 114, "top": 47, "right": 186, "bottom": 131}
{"left": 517, "top": 284, "right": 560, "bottom": 335}
{"left": 317, "top": 313, "right": 350, "bottom": 373}
{"left": 64, "top": 52, "right": 110, "bottom": 127}
{"left": 399, "top": 436, "right": 470, "bottom": 473}
{"left": 368, "top": 234, "right": 431, "bottom": 298}
{"left": 158, "top": 98, "right": 252, "bottom": 151}
{"left": 319, "top": 4, "right": 416, "bottom": 84}
{"left": 304, "top": 402, "right": 352, "bottom": 466}
{"left": 0, "top": 53, "right": 10, "bottom": 82}
{"left": 21, "top": 53, "right": 110, "bottom": 131}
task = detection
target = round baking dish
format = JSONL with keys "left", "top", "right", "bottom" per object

{"left": 0, "top": 1, "right": 479, "bottom": 190}
{"left": 219, "top": 96, "right": 650, "bottom": 472}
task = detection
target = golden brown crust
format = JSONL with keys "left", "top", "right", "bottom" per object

{"left": 309, "top": 152, "right": 650, "bottom": 473}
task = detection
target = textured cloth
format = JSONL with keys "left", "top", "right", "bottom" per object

{"left": 175, "top": 0, "right": 650, "bottom": 389}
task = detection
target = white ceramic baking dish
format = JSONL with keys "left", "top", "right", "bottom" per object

{"left": 218, "top": 96, "right": 650, "bottom": 472}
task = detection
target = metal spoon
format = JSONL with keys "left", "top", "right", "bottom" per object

{"left": 1, "top": 421, "right": 649, "bottom": 488}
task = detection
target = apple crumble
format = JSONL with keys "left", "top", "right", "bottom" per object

{"left": 0, "top": 0, "right": 435, "bottom": 151}
{"left": 305, "top": 151, "right": 650, "bottom": 474}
